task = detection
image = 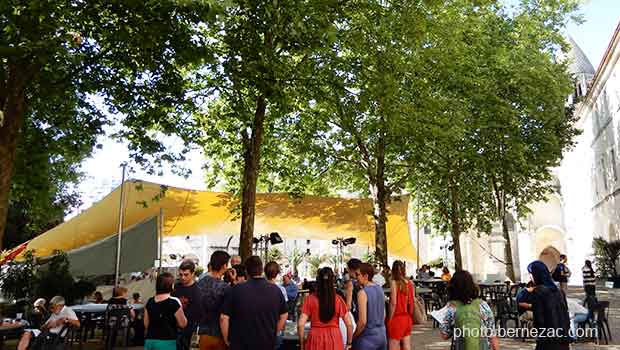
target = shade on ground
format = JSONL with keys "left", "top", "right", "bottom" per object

{"left": 12, "top": 180, "right": 416, "bottom": 260}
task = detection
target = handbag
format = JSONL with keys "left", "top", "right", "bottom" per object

{"left": 413, "top": 295, "right": 427, "bottom": 324}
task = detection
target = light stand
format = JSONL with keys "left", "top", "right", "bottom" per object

{"left": 331, "top": 237, "right": 356, "bottom": 277}
{"left": 253, "top": 232, "right": 283, "bottom": 261}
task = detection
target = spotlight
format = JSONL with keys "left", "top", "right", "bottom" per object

{"left": 332, "top": 240, "right": 339, "bottom": 245}
{"left": 343, "top": 237, "right": 356, "bottom": 246}
{"left": 269, "top": 232, "right": 283, "bottom": 245}
{"left": 252, "top": 237, "right": 260, "bottom": 244}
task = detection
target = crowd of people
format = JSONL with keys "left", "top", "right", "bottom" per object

{"left": 132, "top": 253, "right": 418, "bottom": 350}
{"left": 13, "top": 250, "right": 602, "bottom": 350}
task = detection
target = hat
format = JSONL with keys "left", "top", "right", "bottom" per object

{"left": 33, "top": 298, "right": 46, "bottom": 308}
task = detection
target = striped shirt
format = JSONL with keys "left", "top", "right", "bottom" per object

{"left": 582, "top": 266, "right": 596, "bottom": 286}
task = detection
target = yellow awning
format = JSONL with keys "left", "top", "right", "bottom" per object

{"left": 20, "top": 180, "right": 416, "bottom": 260}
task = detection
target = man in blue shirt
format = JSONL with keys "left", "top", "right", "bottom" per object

{"left": 281, "top": 274, "right": 298, "bottom": 320}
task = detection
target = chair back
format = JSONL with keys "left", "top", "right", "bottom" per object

{"left": 30, "top": 325, "right": 71, "bottom": 350}
{"left": 105, "top": 304, "right": 132, "bottom": 329}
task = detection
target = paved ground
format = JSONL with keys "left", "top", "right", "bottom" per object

{"left": 3, "top": 285, "right": 618, "bottom": 349}
{"left": 413, "top": 285, "right": 620, "bottom": 350}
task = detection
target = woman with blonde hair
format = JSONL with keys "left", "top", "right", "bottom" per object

{"left": 387, "top": 260, "right": 414, "bottom": 350}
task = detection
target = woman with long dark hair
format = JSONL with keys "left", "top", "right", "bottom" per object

{"left": 438, "top": 270, "right": 498, "bottom": 350}
{"left": 528, "top": 260, "right": 571, "bottom": 350}
{"left": 387, "top": 260, "right": 414, "bottom": 350}
{"left": 298, "top": 267, "right": 353, "bottom": 350}
{"left": 352, "top": 263, "right": 387, "bottom": 350}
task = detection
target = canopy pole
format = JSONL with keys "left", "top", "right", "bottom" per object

{"left": 159, "top": 208, "right": 164, "bottom": 271}
{"left": 114, "top": 164, "right": 127, "bottom": 287}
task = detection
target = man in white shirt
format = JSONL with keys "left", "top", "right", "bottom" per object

{"left": 18, "top": 296, "right": 80, "bottom": 350}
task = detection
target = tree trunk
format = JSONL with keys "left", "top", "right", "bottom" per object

{"left": 368, "top": 125, "right": 388, "bottom": 269}
{"left": 238, "top": 95, "right": 266, "bottom": 261}
{"left": 0, "top": 64, "right": 29, "bottom": 251}
{"left": 493, "top": 180, "right": 516, "bottom": 282}
{"left": 502, "top": 213, "right": 516, "bottom": 281}
{"left": 449, "top": 179, "right": 463, "bottom": 271}
{"left": 369, "top": 179, "right": 388, "bottom": 268}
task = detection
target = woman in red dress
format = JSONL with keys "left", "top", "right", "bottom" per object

{"left": 387, "top": 260, "right": 414, "bottom": 350}
{"left": 298, "top": 267, "right": 354, "bottom": 350}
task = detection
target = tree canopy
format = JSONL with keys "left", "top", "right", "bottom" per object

{"left": 0, "top": 0, "right": 211, "bottom": 249}
{"left": 2, "top": 0, "right": 583, "bottom": 273}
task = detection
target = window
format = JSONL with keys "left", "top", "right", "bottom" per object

{"left": 601, "top": 155, "right": 609, "bottom": 191}
{"left": 612, "top": 148, "right": 618, "bottom": 181}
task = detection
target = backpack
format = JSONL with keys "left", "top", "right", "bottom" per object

{"left": 451, "top": 299, "right": 490, "bottom": 350}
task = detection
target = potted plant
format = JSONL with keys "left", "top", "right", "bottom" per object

{"left": 593, "top": 238, "right": 620, "bottom": 288}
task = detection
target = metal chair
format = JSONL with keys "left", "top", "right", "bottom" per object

{"left": 103, "top": 304, "right": 132, "bottom": 349}
{"left": 30, "top": 325, "right": 72, "bottom": 350}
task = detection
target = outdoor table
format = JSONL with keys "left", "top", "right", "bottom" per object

{"left": 281, "top": 321, "right": 309, "bottom": 350}
{"left": 416, "top": 287, "right": 433, "bottom": 295}
{"left": 413, "top": 279, "right": 446, "bottom": 284}
{"left": 70, "top": 303, "right": 144, "bottom": 313}
{"left": 0, "top": 319, "right": 27, "bottom": 350}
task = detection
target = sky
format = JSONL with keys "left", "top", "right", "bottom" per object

{"left": 70, "top": 2, "right": 620, "bottom": 216}
{"left": 566, "top": 0, "right": 620, "bottom": 69}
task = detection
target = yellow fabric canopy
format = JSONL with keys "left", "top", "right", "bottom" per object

{"left": 20, "top": 180, "right": 416, "bottom": 260}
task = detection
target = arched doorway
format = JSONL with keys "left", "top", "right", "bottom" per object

{"left": 534, "top": 226, "right": 567, "bottom": 256}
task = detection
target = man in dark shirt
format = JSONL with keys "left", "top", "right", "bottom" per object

{"left": 220, "top": 256, "right": 287, "bottom": 350}
{"left": 197, "top": 251, "right": 231, "bottom": 350}
{"left": 172, "top": 260, "right": 202, "bottom": 350}
{"left": 345, "top": 258, "right": 362, "bottom": 321}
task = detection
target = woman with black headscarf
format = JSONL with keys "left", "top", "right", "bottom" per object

{"left": 527, "top": 260, "right": 571, "bottom": 350}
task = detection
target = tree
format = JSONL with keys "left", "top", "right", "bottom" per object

{"left": 266, "top": 247, "right": 285, "bottom": 264}
{"left": 4, "top": 109, "right": 92, "bottom": 249}
{"left": 196, "top": 0, "right": 342, "bottom": 260}
{"left": 0, "top": 1, "right": 211, "bottom": 249}
{"left": 478, "top": 0, "right": 580, "bottom": 281}
{"left": 406, "top": 0, "right": 579, "bottom": 271}
{"left": 0, "top": 249, "right": 37, "bottom": 301}
{"left": 287, "top": 0, "right": 428, "bottom": 267}
{"left": 285, "top": 247, "right": 305, "bottom": 277}
{"left": 307, "top": 255, "right": 326, "bottom": 278}
{"left": 593, "top": 238, "right": 620, "bottom": 278}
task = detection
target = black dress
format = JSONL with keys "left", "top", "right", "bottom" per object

{"left": 531, "top": 286, "right": 571, "bottom": 350}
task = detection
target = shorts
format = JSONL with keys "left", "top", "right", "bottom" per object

{"left": 145, "top": 339, "right": 177, "bottom": 350}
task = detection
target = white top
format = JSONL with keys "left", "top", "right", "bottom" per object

{"left": 567, "top": 298, "right": 588, "bottom": 317}
{"left": 373, "top": 274, "right": 386, "bottom": 287}
{"left": 46, "top": 306, "right": 78, "bottom": 334}
{"left": 278, "top": 285, "right": 288, "bottom": 302}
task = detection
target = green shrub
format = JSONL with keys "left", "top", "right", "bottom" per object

{"left": 593, "top": 237, "right": 620, "bottom": 278}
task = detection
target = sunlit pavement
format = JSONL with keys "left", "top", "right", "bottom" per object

{"left": 412, "top": 285, "right": 620, "bottom": 349}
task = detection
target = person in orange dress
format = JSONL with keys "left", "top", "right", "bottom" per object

{"left": 441, "top": 267, "right": 452, "bottom": 281}
{"left": 298, "top": 267, "right": 354, "bottom": 350}
{"left": 387, "top": 260, "right": 414, "bottom": 350}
